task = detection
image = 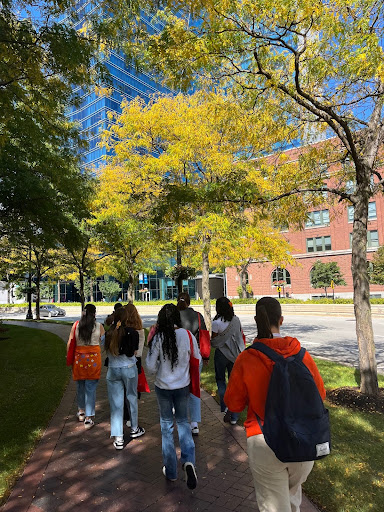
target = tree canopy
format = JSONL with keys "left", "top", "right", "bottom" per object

{"left": 0, "top": 0, "right": 99, "bottom": 240}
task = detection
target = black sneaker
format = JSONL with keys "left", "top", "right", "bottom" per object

{"left": 223, "top": 408, "right": 231, "bottom": 423}
{"left": 130, "top": 426, "right": 145, "bottom": 438}
{"left": 183, "top": 462, "right": 197, "bottom": 490}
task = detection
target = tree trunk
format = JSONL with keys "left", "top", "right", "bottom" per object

{"left": 202, "top": 248, "right": 212, "bottom": 333}
{"left": 79, "top": 270, "right": 85, "bottom": 312}
{"left": 127, "top": 274, "right": 135, "bottom": 303}
{"left": 35, "top": 272, "right": 41, "bottom": 320}
{"left": 352, "top": 169, "right": 379, "bottom": 396}
{"left": 176, "top": 243, "right": 183, "bottom": 294}
{"left": 90, "top": 278, "right": 94, "bottom": 302}
{"left": 240, "top": 268, "right": 248, "bottom": 298}
{"left": 57, "top": 279, "right": 61, "bottom": 303}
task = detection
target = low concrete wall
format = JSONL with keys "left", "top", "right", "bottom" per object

{"left": 2, "top": 303, "right": 384, "bottom": 317}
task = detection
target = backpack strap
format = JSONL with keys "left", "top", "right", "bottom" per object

{"left": 247, "top": 341, "right": 284, "bottom": 362}
{"left": 247, "top": 341, "right": 306, "bottom": 363}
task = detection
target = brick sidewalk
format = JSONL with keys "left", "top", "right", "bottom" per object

{"left": 2, "top": 323, "right": 319, "bottom": 512}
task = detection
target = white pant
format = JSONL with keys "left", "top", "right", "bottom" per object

{"left": 247, "top": 434, "right": 314, "bottom": 512}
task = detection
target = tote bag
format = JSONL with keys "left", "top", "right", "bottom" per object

{"left": 66, "top": 321, "right": 78, "bottom": 366}
{"left": 187, "top": 331, "right": 201, "bottom": 398}
{"left": 198, "top": 314, "right": 211, "bottom": 360}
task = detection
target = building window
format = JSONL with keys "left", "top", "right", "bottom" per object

{"left": 345, "top": 180, "right": 355, "bottom": 194}
{"left": 368, "top": 230, "right": 379, "bottom": 248}
{"left": 347, "top": 205, "right": 354, "bottom": 223}
{"left": 271, "top": 268, "right": 291, "bottom": 286}
{"left": 369, "top": 202, "right": 377, "bottom": 219}
{"left": 305, "top": 209, "right": 330, "bottom": 228}
{"left": 348, "top": 202, "right": 376, "bottom": 223}
{"left": 306, "top": 236, "right": 332, "bottom": 253}
{"left": 350, "top": 230, "right": 379, "bottom": 248}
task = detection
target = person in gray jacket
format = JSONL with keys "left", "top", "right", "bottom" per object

{"left": 211, "top": 297, "right": 245, "bottom": 425}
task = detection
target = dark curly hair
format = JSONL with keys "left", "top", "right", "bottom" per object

{"left": 213, "top": 296, "right": 234, "bottom": 323}
{"left": 155, "top": 303, "right": 182, "bottom": 370}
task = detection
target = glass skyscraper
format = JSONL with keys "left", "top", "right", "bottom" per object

{"left": 66, "top": 5, "right": 173, "bottom": 168}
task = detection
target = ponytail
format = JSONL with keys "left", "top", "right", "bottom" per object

{"left": 255, "top": 297, "right": 282, "bottom": 339}
{"left": 105, "top": 307, "right": 128, "bottom": 356}
{"left": 213, "top": 296, "right": 234, "bottom": 322}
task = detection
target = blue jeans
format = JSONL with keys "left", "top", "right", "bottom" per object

{"left": 214, "top": 349, "right": 239, "bottom": 422}
{"left": 155, "top": 385, "right": 195, "bottom": 480}
{"left": 107, "top": 365, "right": 138, "bottom": 436}
{"left": 77, "top": 380, "right": 99, "bottom": 417}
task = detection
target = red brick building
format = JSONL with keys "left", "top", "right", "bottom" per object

{"left": 225, "top": 146, "right": 384, "bottom": 300}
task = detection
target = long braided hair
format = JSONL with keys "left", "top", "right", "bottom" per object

{"left": 154, "top": 303, "right": 182, "bottom": 370}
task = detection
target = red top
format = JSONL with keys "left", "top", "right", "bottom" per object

{"left": 224, "top": 336, "right": 326, "bottom": 438}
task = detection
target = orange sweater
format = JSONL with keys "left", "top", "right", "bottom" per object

{"left": 224, "top": 336, "right": 326, "bottom": 438}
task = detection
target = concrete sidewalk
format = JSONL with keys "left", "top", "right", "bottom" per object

{"left": 2, "top": 323, "right": 320, "bottom": 512}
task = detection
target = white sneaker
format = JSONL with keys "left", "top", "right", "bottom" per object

{"left": 191, "top": 426, "right": 199, "bottom": 436}
{"left": 84, "top": 419, "right": 94, "bottom": 430}
{"left": 162, "top": 466, "right": 177, "bottom": 481}
{"left": 130, "top": 426, "right": 145, "bottom": 438}
{"left": 76, "top": 411, "right": 85, "bottom": 422}
{"left": 113, "top": 437, "right": 124, "bottom": 450}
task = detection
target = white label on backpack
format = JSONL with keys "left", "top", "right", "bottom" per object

{"left": 316, "top": 442, "right": 330, "bottom": 457}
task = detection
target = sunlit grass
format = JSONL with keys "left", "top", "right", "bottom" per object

{"left": 0, "top": 325, "right": 70, "bottom": 505}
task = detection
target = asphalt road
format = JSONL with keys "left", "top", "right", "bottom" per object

{"left": 3, "top": 311, "right": 384, "bottom": 373}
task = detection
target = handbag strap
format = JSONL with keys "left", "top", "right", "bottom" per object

{"left": 73, "top": 320, "right": 79, "bottom": 343}
{"left": 187, "top": 330, "right": 193, "bottom": 358}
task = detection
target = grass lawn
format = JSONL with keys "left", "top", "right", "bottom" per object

{"left": 0, "top": 324, "right": 70, "bottom": 505}
{"left": 201, "top": 349, "right": 384, "bottom": 512}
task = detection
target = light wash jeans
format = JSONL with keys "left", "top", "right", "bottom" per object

{"left": 107, "top": 365, "right": 138, "bottom": 437}
{"left": 77, "top": 380, "right": 99, "bottom": 417}
{"left": 155, "top": 385, "right": 195, "bottom": 480}
{"left": 214, "top": 349, "right": 239, "bottom": 422}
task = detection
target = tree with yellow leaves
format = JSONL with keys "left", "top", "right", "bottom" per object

{"left": 100, "top": 91, "right": 306, "bottom": 327}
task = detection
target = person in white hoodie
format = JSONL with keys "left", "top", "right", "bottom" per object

{"left": 146, "top": 303, "right": 201, "bottom": 489}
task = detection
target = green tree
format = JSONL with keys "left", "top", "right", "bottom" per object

{"left": 369, "top": 247, "right": 384, "bottom": 285}
{"left": 112, "top": 0, "right": 384, "bottom": 395}
{"left": 1, "top": 0, "right": 99, "bottom": 240}
{"left": 98, "top": 278, "right": 121, "bottom": 301}
{"left": 310, "top": 261, "right": 347, "bottom": 298}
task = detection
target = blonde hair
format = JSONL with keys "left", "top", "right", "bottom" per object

{"left": 105, "top": 307, "right": 128, "bottom": 356}
{"left": 124, "top": 303, "right": 143, "bottom": 330}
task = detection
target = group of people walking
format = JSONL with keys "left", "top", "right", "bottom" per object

{"left": 67, "top": 294, "right": 326, "bottom": 511}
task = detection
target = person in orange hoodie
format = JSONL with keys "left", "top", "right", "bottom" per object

{"left": 224, "top": 297, "right": 326, "bottom": 512}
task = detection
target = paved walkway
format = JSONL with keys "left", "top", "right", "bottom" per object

{"left": 2, "top": 323, "right": 319, "bottom": 512}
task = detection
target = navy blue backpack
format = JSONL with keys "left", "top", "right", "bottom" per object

{"left": 248, "top": 342, "right": 331, "bottom": 463}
